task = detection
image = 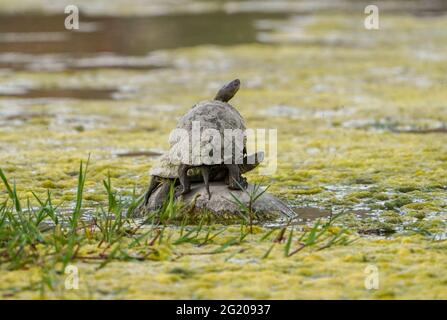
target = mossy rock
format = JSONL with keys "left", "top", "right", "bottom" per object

{"left": 134, "top": 182, "right": 296, "bottom": 223}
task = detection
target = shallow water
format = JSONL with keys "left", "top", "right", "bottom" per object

{"left": 0, "top": 12, "right": 287, "bottom": 71}
{"left": 0, "top": 11, "right": 291, "bottom": 99}
{"left": 0, "top": 87, "right": 118, "bottom": 100}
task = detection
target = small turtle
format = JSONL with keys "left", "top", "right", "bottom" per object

{"left": 143, "top": 151, "right": 264, "bottom": 208}
{"left": 170, "top": 79, "right": 249, "bottom": 198}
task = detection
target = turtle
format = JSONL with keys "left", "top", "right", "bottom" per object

{"left": 143, "top": 151, "right": 264, "bottom": 208}
{"left": 169, "top": 79, "right": 249, "bottom": 198}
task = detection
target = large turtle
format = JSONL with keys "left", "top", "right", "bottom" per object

{"left": 143, "top": 151, "right": 264, "bottom": 208}
{"left": 169, "top": 79, "right": 249, "bottom": 198}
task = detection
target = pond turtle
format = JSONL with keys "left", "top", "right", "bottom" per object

{"left": 169, "top": 79, "right": 249, "bottom": 198}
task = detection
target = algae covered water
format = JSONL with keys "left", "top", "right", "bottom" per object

{"left": 0, "top": 0, "right": 446, "bottom": 299}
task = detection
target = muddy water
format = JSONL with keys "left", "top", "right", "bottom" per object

{"left": 0, "top": 12, "right": 287, "bottom": 99}
{"left": 0, "top": 88, "right": 117, "bottom": 100}
{"left": 0, "top": 12, "right": 287, "bottom": 59}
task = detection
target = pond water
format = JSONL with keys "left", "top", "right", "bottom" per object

{"left": 0, "top": 11, "right": 289, "bottom": 99}
{"left": 0, "top": 12, "right": 287, "bottom": 69}
{"left": 1, "top": 1, "right": 446, "bottom": 98}
{"left": 0, "top": 87, "right": 117, "bottom": 99}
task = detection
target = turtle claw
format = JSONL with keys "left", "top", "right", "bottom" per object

{"left": 178, "top": 164, "right": 191, "bottom": 197}
{"left": 240, "top": 177, "right": 248, "bottom": 189}
{"left": 174, "top": 185, "right": 191, "bottom": 198}
{"left": 206, "top": 188, "right": 211, "bottom": 200}
{"left": 180, "top": 187, "right": 191, "bottom": 195}
{"left": 229, "top": 176, "right": 248, "bottom": 190}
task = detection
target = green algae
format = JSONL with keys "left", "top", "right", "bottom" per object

{"left": 1, "top": 0, "right": 447, "bottom": 299}
{"left": 1, "top": 231, "right": 446, "bottom": 299}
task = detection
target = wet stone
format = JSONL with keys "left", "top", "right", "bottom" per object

{"left": 134, "top": 182, "right": 296, "bottom": 222}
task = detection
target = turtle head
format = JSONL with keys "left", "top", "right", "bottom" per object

{"left": 214, "top": 79, "right": 240, "bottom": 102}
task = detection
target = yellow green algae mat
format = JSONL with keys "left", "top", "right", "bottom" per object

{"left": 0, "top": 0, "right": 446, "bottom": 299}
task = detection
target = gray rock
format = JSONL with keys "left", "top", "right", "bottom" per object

{"left": 134, "top": 181, "right": 296, "bottom": 222}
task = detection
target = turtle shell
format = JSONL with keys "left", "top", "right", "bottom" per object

{"left": 169, "top": 100, "right": 246, "bottom": 166}
{"left": 149, "top": 153, "right": 178, "bottom": 178}
{"left": 149, "top": 151, "right": 264, "bottom": 180}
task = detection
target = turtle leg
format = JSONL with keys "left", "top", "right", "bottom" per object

{"left": 201, "top": 167, "right": 211, "bottom": 200}
{"left": 208, "top": 165, "right": 227, "bottom": 183}
{"left": 209, "top": 165, "right": 221, "bottom": 182}
{"left": 178, "top": 164, "right": 191, "bottom": 195}
{"left": 226, "top": 164, "right": 248, "bottom": 190}
{"left": 144, "top": 176, "right": 160, "bottom": 206}
{"left": 224, "top": 173, "right": 229, "bottom": 185}
{"left": 153, "top": 180, "right": 172, "bottom": 209}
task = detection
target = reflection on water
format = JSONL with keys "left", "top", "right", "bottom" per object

{"left": 0, "top": 0, "right": 446, "bottom": 101}
{"left": 0, "top": 11, "right": 288, "bottom": 99}
{"left": 0, "top": 88, "right": 117, "bottom": 100}
{"left": 0, "top": 12, "right": 287, "bottom": 56}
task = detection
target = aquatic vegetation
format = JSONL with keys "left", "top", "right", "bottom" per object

{"left": 0, "top": 0, "right": 446, "bottom": 299}
{"left": 228, "top": 182, "right": 270, "bottom": 232}
{"left": 0, "top": 160, "right": 362, "bottom": 298}
{"left": 0, "top": 159, "right": 446, "bottom": 299}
